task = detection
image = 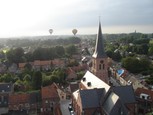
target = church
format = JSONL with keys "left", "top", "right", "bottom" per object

{"left": 89, "top": 21, "right": 109, "bottom": 84}
{"left": 71, "top": 21, "right": 137, "bottom": 115}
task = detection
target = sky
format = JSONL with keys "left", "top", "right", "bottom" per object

{"left": 0, "top": 0, "right": 153, "bottom": 37}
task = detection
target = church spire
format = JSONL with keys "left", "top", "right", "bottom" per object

{"left": 92, "top": 20, "right": 106, "bottom": 58}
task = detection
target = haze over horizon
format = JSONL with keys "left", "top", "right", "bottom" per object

{"left": 0, "top": 0, "right": 153, "bottom": 38}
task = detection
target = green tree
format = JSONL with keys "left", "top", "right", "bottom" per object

{"left": 122, "top": 57, "right": 140, "bottom": 73}
{"left": 65, "top": 45, "right": 77, "bottom": 56}
{"left": 148, "top": 44, "right": 153, "bottom": 55}
{"left": 6, "top": 47, "right": 24, "bottom": 64}
{"left": 55, "top": 46, "right": 65, "bottom": 57}
{"left": 122, "top": 57, "right": 150, "bottom": 73}
{"left": 112, "top": 51, "right": 122, "bottom": 62}
{"left": 42, "top": 76, "right": 52, "bottom": 86}
{"left": 0, "top": 74, "right": 14, "bottom": 83}
{"left": 50, "top": 75, "right": 59, "bottom": 83}
{"left": 32, "top": 71, "right": 42, "bottom": 90}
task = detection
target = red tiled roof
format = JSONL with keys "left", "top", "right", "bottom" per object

{"left": 9, "top": 93, "right": 30, "bottom": 104}
{"left": 34, "top": 60, "right": 51, "bottom": 66}
{"left": 19, "top": 59, "right": 65, "bottom": 69}
{"left": 18, "top": 63, "right": 26, "bottom": 68}
{"left": 135, "top": 88, "right": 153, "bottom": 101}
{"left": 41, "top": 83, "right": 60, "bottom": 99}
{"left": 18, "top": 62, "right": 33, "bottom": 68}
{"left": 52, "top": 59, "right": 64, "bottom": 65}
{"left": 67, "top": 67, "right": 75, "bottom": 74}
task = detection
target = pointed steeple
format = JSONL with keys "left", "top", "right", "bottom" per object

{"left": 92, "top": 21, "right": 106, "bottom": 58}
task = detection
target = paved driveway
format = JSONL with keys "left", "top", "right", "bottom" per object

{"left": 60, "top": 99, "right": 71, "bottom": 115}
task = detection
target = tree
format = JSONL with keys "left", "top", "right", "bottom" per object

{"left": 122, "top": 57, "right": 150, "bottom": 73}
{"left": 148, "top": 44, "right": 153, "bottom": 55}
{"left": 65, "top": 45, "right": 77, "bottom": 56}
{"left": 32, "top": 71, "right": 42, "bottom": 90}
{"left": 122, "top": 57, "right": 140, "bottom": 73}
{"left": 24, "top": 52, "right": 33, "bottom": 62}
{"left": 106, "top": 50, "right": 113, "bottom": 58}
{"left": 112, "top": 51, "right": 122, "bottom": 62}
{"left": 48, "top": 68, "right": 67, "bottom": 85}
{"left": 0, "top": 73, "right": 14, "bottom": 83}
{"left": 50, "top": 75, "right": 59, "bottom": 83}
{"left": 55, "top": 46, "right": 65, "bottom": 57}
{"left": 6, "top": 47, "right": 24, "bottom": 64}
{"left": 42, "top": 76, "right": 52, "bottom": 86}
{"left": 24, "top": 63, "right": 32, "bottom": 71}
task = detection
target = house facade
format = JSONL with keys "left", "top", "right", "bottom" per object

{"left": 41, "top": 83, "right": 60, "bottom": 115}
{"left": 135, "top": 88, "right": 153, "bottom": 114}
{"left": 0, "top": 83, "right": 13, "bottom": 114}
{"left": 8, "top": 92, "right": 39, "bottom": 114}
{"left": 18, "top": 59, "right": 65, "bottom": 71}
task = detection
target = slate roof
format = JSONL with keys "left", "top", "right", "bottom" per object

{"left": 92, "top": 21, "right": 107, "bottom": 58}
{"left": 0, "top": 83, "right": 13, "bottom": 93}
{"left": 111, "top": 85, "right": 136, "bottom": 104}
{"left": 103, "top": 92, "right": 119, "bottom": 114}
{"left": 102, "top": 91, "right": 129, "bottom": 115}
{"left": 80, "top": 88, "right": 104, "bottom": 109}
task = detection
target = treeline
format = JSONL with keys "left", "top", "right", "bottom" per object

{"left": 4, "top": 45, "right": 78, "bottom": 64}
{"left": 5, "top": 36, "right": 81, "bottom": 47}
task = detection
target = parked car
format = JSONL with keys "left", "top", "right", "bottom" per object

{"left": 68, "top": 105, "right": 73, "bottom": 111}
{"left": 70, "top": 110, "right": 75, "bottom": 115}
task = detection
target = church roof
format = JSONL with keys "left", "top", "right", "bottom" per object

{"left": 92, "top": 21, "right": 107, "bottom": 58}
{"left": 81, "top": 71, "right": 110, "bottom": 92}
{"left": 80, "top": 88, "right": 104, "bottom": 109}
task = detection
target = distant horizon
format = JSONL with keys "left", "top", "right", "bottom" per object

{"left": 0, "top": 0, "right": 153, "bottom": 38}
{"left": 0, "top": 31, "right": 152, "bottom": 39}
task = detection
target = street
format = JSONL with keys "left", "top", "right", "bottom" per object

{"left": 60, "top": 99, "right": 71, "bottom": 115}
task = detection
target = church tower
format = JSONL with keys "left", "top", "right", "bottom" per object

{"left": 90, "top": 21, "right": 109, "bottom": 84}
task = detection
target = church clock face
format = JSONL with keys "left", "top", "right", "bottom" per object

{"left": 100, "top": 60, "right": 103, "bottom": 64}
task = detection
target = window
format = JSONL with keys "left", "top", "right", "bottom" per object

{"left": 103, "top": 64, "right": 105, "bottom": 69}
{"left": 142, "top": 96, "right": 145, "bottom": 99}
{"left": 99, "top": 64, "right": 101, "bottom": 70}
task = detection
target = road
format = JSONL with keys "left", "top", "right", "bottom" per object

{"left": 60, "top": 99, "right": 71, "bottom": 115}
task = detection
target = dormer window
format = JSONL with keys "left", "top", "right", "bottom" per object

{"left": 82, "top": 77, "right": 86, "bottom": 82}
{"left": 87, "top": 82, "right": 91, "bottom": 87}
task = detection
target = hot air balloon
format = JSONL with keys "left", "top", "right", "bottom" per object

{"left": 72, "top": 29, "right": 77, "bottom": 35}
{"left": 49, "top": 29, "right": 53, "bottom": 35}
